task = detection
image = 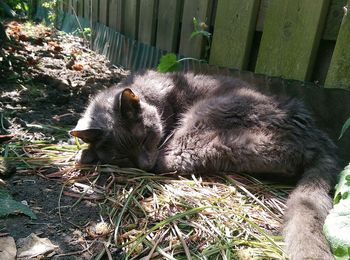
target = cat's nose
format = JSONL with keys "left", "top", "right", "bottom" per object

{"left": 137, "top": 150, "right": 157, "bottom": 171}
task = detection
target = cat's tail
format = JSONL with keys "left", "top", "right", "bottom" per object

{"left": 283, "top": 153, "right": 339, "bottom": 260}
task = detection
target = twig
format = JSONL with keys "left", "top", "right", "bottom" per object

{"left": 71, "top": 175, "right": 101, "bottom": 208}
{"left": 58, "top": 182, "right": 67, "bottom": 223}
{"left": 70, "top": 3, "right": 88, "bottom": 43}
{"left": 138, "top": 228, "right": 169, "bottom": 260}
{"left": 173, "top": 223, "right": 192, "bottom": 260}
{"left": 55, "top": 247, "right": 90, "bottom": 257}
{"left": 103, "top": 242, "right": 113, "bottom": 260}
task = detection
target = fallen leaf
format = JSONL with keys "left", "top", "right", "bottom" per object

{"left": 34, "top": 38, "right": 44, "bottom": 45}
{"left": 86, "top": 221, "right": 112, "bottom": 238}
{"left": 8, "top": 21, "right": 20, "bottom": 28}
{"left": 27, "top": 57, "right": 40, "bottom": 66}
{"left": 0, "top": 236, "right": 16, "bottom": 260}
{"left": 70, "top": 49, "right": 81, "bottom": 55}
{"left": 72, "top": 63, "right": 84, "bottom": 71}
{"left": 17, "top": 233, "right": 59, "bottom": 259}
{"left": 53, "top": 45, "right": 63, "bottom": 52}
{"left": 47, "top": 41, "right": 58, "bottom": 47}
{"left": 0, "top": 187, "right": 36, "bottom": 219}
{"left": 18, "top": 34, "right": 27, "bottom": 41}
{"left": 65, "top": 58, "right": 76, "bottom": 69}
{"left": 0, "top": 134, "right": 14, "bottom": 143}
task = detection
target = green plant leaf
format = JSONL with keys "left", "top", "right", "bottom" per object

{"left": 157, "top": 53, "right": 181, "bottom": 73}
{"left": 334, "top": 164, "right": 350, "bottom": 204}
{"left": 324, "top": 164, "right": 350, "bottom": 258}
{"left": 0, "top": 187, "right": 37, "bottom": 219}
{"left": 324, "top": 200, "right": 350, "bottom": 259}
{"left": 339, "top": 117, "right": 350, "bottom": 139}
{"left": 190, "top": 30, "right": 211, "bottom": 39}
{"left": 193, "top": 17, "right": 199, "bottom": 30}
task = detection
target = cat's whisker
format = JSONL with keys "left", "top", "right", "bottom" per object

{"left": 158, "top": 131, "right": 175, "bottom": 150}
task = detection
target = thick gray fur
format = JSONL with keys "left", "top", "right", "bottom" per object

{"left": 72, "top": 70, "right": 339, "bottom": 259}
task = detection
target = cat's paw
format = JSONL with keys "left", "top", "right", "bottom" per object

{"left": 155, "top": 150, "right": 196, "bottom": 173}
{"left": 75, "top": 149, "right": 97, "bottom": 164}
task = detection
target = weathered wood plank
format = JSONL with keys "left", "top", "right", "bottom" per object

{"left": 58, "top": 0, "right": 64, "bottom": 12}
{"left": 109, "top": 0, "right": 123, "bottom": 32}
{"left": 323, "top": 0, "right": 347, "bottom": 40}
{"left": 156, "top": 0, "right": 182, "bottom": 52}
{"left": 83, "top": 0, "right": 90, "bottom": 19}
{"left": 91, "top": 0, "right": 99, "bottom": 23}
{"left": 209, "top": 0, "right": 218, "bottom": 29}
{"left": 99, "top": 0, "right": 108, "bottom": 24}
{"left": 65, "top": 0, "right": 72, "bottom": 13}
{"left": 61, "top": 0, "right": 68, "bottom": 12}
{"left": 138, "top": 0, "right": 157, "bottom": 45}
{"left": 178, "top": 0, "right": 211, "bottom": 58}
{"left": 255, "top": 0, "right": 330, "bottom": 81}
{"left": 77, "top": 0, "right": 84, "bottom": 17}
{"left": 68, "top": 0, "right": 74, "bottom": 14}
{"left": 71, "top": 0, "right": 78, "bottom": 15}
{"left": 209, "top": 0, "right": 260, "bottom": 69}
{"left": 256, "top": 0, "right": 346, "bottom": 40}
{"left": 123, "top": 0, "right": 139, "bottom": 39}
{"left": 325, "top": 1, "right": 350, "bottom": 89}
{"left": 256, "top": 0, "right": 269, "bottom": 31}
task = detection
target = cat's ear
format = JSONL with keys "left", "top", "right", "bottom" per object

{"left": 69, "top": 129, "right": 103, "bottom": 143}
{"left": 119, "top": 88, "right": 141, "bottom": 120}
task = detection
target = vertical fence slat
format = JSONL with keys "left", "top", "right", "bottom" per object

{"left": 325, "top": 0, "right": 350, "bottom": 89}
{"left": 72, "top": 0, "right": 78, "bottom": 15}
{"left": 322, "top": 0, "right": 347, "bottom": 40}
{"left": 83, "top": 0, "right": 90, "bottom": 19}
{"left": 178, "top": 0, "right": 211, "bottom": 58}
{"left": 66, "top": 0, "right": 72, "bottom": 14}
{"left": 156, "top": 0, "right": 182, "bottom": 52}
{"left": 255, "top": 0, "right": 330, "bottom": 81}
{"left": 109, "top": 0, "right": 123, "bottom": 32}
{"left": 99, "top": 0, "right": 108, "bottom": 24}
{"left": 209, "top": 0, "right": 260, "bottom": 70}
{"left": 138, "top": 0, "right": 157, "bottom": 45}
{"left": 91, "top": 0, "right": 99, "bottom": 22}
{"left": 256, "top": 0, "right": 269, "bottom": 31}
{"left": 77, "top": 0, "right": 84, "bottom": 16}
{"left": 256, "top": 0, "right": 346, "bottom": 41}
{"left": 62, "top": 0, "right": 68, "bottom": 12}
{"left": 123, "top": 0, "right": 139, "bottom": 39}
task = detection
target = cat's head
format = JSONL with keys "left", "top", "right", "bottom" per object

{"left": 70, "top": 87, "right": 163, "bottom": 171}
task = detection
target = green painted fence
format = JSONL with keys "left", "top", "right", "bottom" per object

{"left": 54, "top": 0, "right": 350, "bottom": 90}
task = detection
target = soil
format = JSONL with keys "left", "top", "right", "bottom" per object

{"left": 0, "top": 20, "right": 128, "bottom": 259}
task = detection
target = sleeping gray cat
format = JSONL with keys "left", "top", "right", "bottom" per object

{"left": 70, "top": 70, "right": 339, "bottom": 259}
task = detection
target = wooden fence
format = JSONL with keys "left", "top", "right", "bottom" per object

{"left": 58, "top": 0, "right": 350, "bottom": 89}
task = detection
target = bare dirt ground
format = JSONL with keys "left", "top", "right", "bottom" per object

{"left": 0, "top": 20, "right": 128, "bottom": 259}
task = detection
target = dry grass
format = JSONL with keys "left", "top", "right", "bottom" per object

{"left": 1, "top": 137, "right": 291, "bottom": 259}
